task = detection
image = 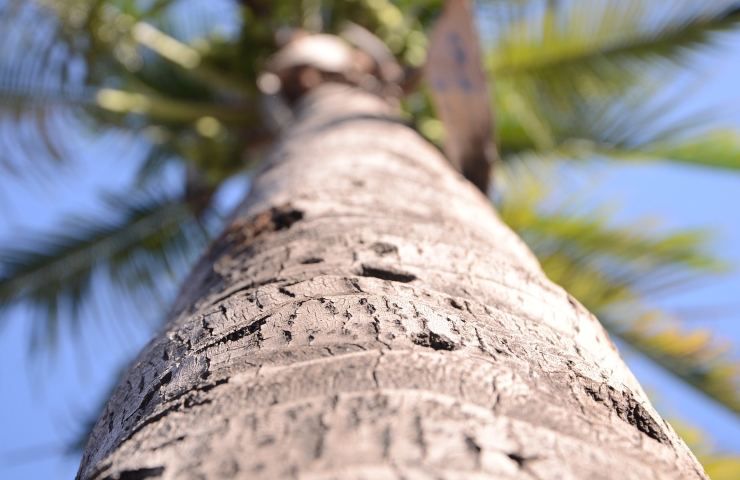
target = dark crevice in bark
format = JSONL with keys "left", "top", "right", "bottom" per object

{"left": 412, "top": 331, "right": 459, "bottom": 351}
{"left": 360, "top": 263, "right": 416, "bottom": 283}
{"left": 221, "top": 317, "right": 267, "bottom": 343}
{"left": 464, "top": 435, "right": 482, "bottom": 469}
{"left": 120, "top": 378, "right": 230, "bottom": 453}
{"left": 268, "top": 206, "right": 304, "bottom": 230}
{"left": 195, "top": 316, "right": 269, "bottom": 353}
{"left": 581, "top": 380, "right": 670, "bottom": 444}
{"left": 181, "top": 204, "right": 305, "bottom": 313}
{"left": 154, "top": 435, "right": 186, "bottom": 451}
{"left": 200, "top": 356, "right": 212, "bottom": 380}
{"left": 346, "top": 277, "right": 363, "bottom": 292}
{"left": 278, "top": 286, "right": 296, "bottom": 297}
{"left": 371, "top": 351, "right": 384, "bottom": 389}
{"left": 226, "top": 205, "right": 305, "bottom": 247}
{"left": 198, "top": 377, "right": 229, "bottom": 393}
{"left": 314, "top": 414, "right": 329, "bottom": 460}
{"left": 507, "top": 452, "right": 528, "bottom": 468}
{"left": 320, "top": 297, "right": 340, "bottom": 314}
{"left": 448, "top": 298, "right": 464, "bottom": 310}
{"left": 283, "top": 330, "right": 293, "bottom": 343}
{"left": 414, "top": 415, "right": 427, "bottom": 459}
{"left": 205, "top": 278, "right": 284, "bottom": 308}
{"left": 136, "top": 369, "right": 173, "bottom": 414}
{"left": 359, "top": 297, "right": 376, "bottom": 314}
{"left": 381, "top": 425, "right": 392, "bottom": 459}
{"left": 201, "top": 316, "right": 215, "bottom": 336}
{"left": 299, "top": 257, "right": 324, "bottom": 264}
{"left": 101, "top": 466, "right": 164, "bottom": 480}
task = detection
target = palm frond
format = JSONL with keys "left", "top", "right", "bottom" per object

{"left": 542, "top": 127, "right": 740, "bottom": 171}
{"left": 497, "top": 171, "right": 739, "bottom": 413}
{"left": 614, "top": 312, "right": 740, "bottom": 414}
{"left": 0, "top": 192, "right": 208, "bottom": 350}
{"left": 670, "top": 420, "right": 740, "bottom": 479}
{"left": 0, "top": 0, "right": 89, "bottom": 171}
{"left": 701, "top": 456, "right": 740, "bottom": 480}
{"left": 496, "top": 71, "right": 740, "bottom": 172}
{"left": 489, "top": 1, "right": 740, "bottom": 92}
{"left": 487, "top": 0, "right": 740, "bottom": 168}
{"left": 0, "top": 0, "right": 260, "bottom": 178}
{"left": 498, "top": 174, "right": 723, "bottom": 292}
{"left": 638, "top": 130, "right": 740, "bottom": 170}
{"left": 0, "top": 81, "right": 254, "bottom": 124}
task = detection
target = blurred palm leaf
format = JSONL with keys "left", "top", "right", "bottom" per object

{"left": 496, "top": 81, "right": 740, "bottom": 168}
{"left": 702, "top": 456, "right": 740, "bottom": 480}
{"left": 489, "top": 0, "right": 740, "bottom": 170}
{"left": 615, "top": 312, "right": 740, "bottom": 413}
{"left": 0, "top": 192, "right": 208, "bottom": 350}
{"left": 498, "top": 168, "right": 740, "bottom": 414}
{"left": 0, "top": 0, "right": 257, "bottom": 177}
{"left": 638, "top": 130, "right": 740, "bottom": 170}
{"left": 671, "top": 420, "right": 740, "bottom": 480}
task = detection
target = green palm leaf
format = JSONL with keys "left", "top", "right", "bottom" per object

{"left": 496, "top": 80, "right": 740, "bottom": 170}
{"left": 0, "top": 192, "right": 208, "bottom": 350}
{"left": 702, "top": 456, "right": 740, "bottom": 480}
{"left": 0, "top": 0, "right": 257, "bottom": 177}
{"left": 498, "top": 171, "right": 739, "bottom": 413}
{"left": 671, "top": 420, "right": 740, "bottom": 479}
{"left": 614, "top": 312, "right": 740, "bottom": 414}
{"left": 639, "top": 130, "right": 740, "bottom": 170}
{"left": 489, "top": 0, "right": 740, "bottom": 171}
{"left": 490, "top": 1, "right": 740, "bottom": 92}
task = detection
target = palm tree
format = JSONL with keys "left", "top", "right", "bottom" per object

{"left": 1, "top": 0, "right": 739, "bottom": 477}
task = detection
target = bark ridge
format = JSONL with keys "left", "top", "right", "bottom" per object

{"left": 78, "top": 85, "right": 706, "bottom": 480}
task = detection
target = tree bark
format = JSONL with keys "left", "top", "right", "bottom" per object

{"left": 78, "top": 84, "right": 706, "bottom": 480}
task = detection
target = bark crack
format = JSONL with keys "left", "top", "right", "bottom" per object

{"left": 101, "top": 466, "right": 165, "bottom": 480}
{"left": 360, "top": 263, "right": 417, "bottom": 283}
{"left": 194, "top": 315, "right": 269, "bottom": 353}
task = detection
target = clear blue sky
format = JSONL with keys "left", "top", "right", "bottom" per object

{"left": 1, "top": 24, "right": 740, "bottom": 480}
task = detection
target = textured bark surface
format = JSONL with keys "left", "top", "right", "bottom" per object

{"left": 78, "top": 85, "right": 707, "bottom": 480}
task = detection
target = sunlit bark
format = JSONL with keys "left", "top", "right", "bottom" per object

{"left": 78, "top": 85, "right": 706, "bottom": 480}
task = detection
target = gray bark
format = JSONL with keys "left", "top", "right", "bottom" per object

{"left": 78, "top": 84, "right": 707, "bottom": 480}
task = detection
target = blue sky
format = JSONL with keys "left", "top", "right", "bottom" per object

{"left": 1, "top": 20, "right": 740, "bottom": 480}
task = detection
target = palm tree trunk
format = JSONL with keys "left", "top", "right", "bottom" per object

{"left": 78, "top": 84, "right": 706, "bottom": 480}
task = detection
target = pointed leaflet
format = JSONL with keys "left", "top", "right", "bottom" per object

{"left": 427, "top": 0, "right": 494, "bottom": 192}
{"left": 490, "top": 1, "right": 740, "bottom": 92}
{"left": 487, "top": 0, "right": 740, "bottom": 171}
